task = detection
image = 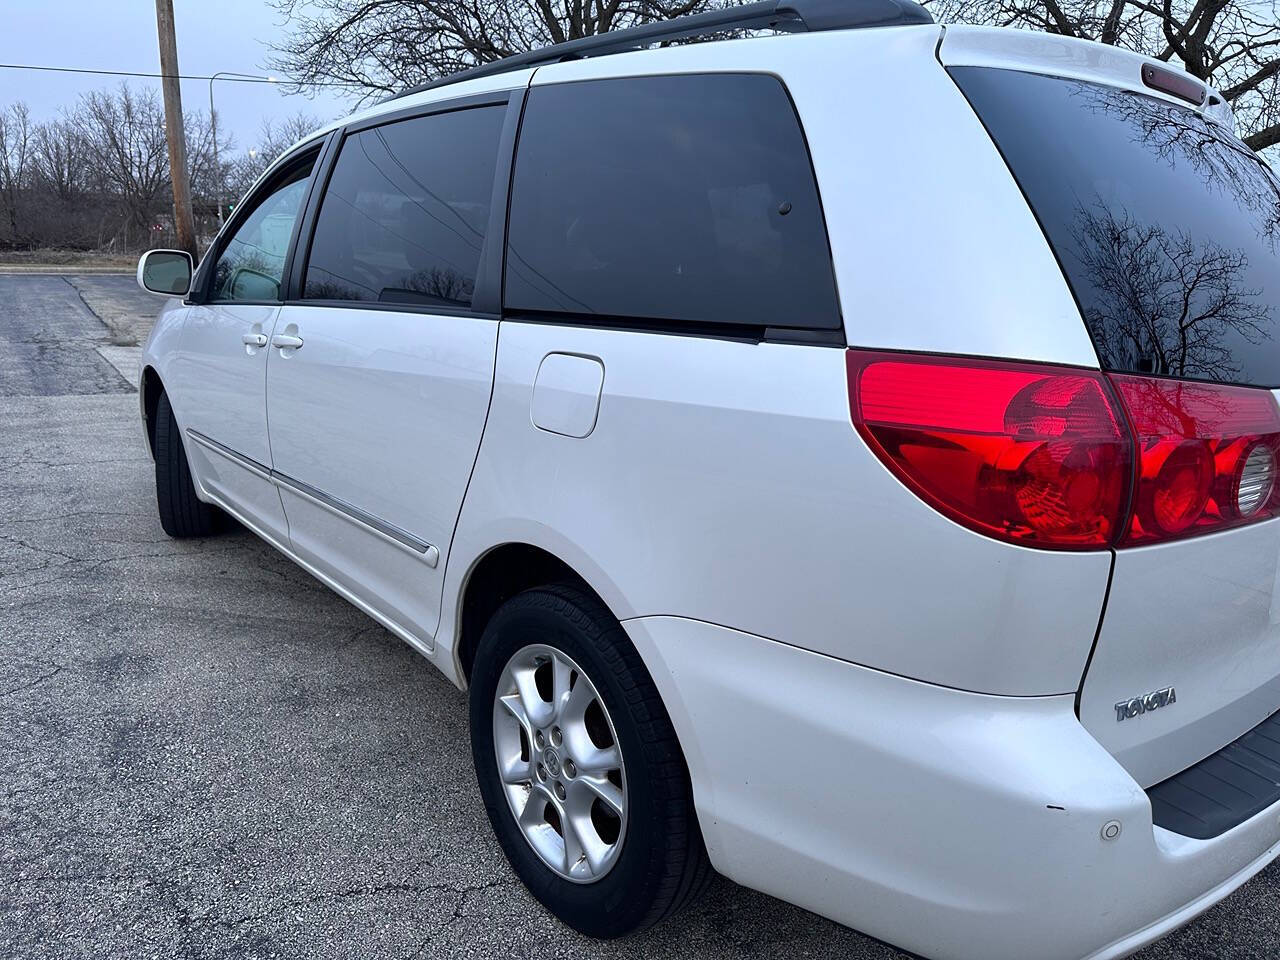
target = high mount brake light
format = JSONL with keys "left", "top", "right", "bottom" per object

{"left": 1109, "top": 375, "right": 1280, "bottom": 544}
{"left": 846, "top": 351, "right": 1280, "bottom": 550}
{"left": 1140, "top": 63, "right": 1207, "bottom": 106}
{"left": 847, "top": 352, "right": 1131, "bottom": 549}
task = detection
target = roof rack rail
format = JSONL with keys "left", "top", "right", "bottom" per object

{"left": 383, "top": 0, "right": 933, "bottom": 102}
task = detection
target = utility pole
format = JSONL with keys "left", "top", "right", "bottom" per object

{"left": 154, "top": 0, "right": 198, "bottom": 260}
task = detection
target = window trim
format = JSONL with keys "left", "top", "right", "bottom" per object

{"left": 501, "top": 309, "right": 847, "bottom": 346}
{"left": 498, "top": 71, "right": 844, "bottom": 336}
{"left": 189, "top": 134, "right": 333, "bottom": 307}
{"left": 285, "top": 88, "right": 520, "bottom": 317}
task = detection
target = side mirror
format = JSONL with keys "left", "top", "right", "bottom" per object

{"left": 137, "top": 249, "right": 193, "bottom": 297}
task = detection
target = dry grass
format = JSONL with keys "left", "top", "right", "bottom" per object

{"left": 0, "top": 249, "right": 137, "bottom": 270}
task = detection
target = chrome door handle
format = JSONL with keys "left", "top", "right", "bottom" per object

{"left": 242, "top": 333, "right": 268, "bottom": 347}
{"left": 271, "top": 334, "right": 304, "bottom": 350}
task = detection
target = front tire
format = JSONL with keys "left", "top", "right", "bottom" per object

{"left": 469, "top": 584, "right": 712, "bottom": 937}
{"left": 153, "top": 390, "right": 219, "bottom": 538}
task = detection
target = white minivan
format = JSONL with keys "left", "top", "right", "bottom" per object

{"left": 135, "top": 1, "right": 1280, "bottom": 956}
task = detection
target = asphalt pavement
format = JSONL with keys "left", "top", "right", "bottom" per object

{"left": 2, "top": 275, "right": 1278, "bottom": 959}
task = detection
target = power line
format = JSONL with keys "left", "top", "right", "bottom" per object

{"left": 0, "top": 62, "right": 356, "bottom": 87}
{"left": 0, "top": 62, "right": 272, "bottom": 82}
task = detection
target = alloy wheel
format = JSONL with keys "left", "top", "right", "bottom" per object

{"left": 491, "top": 643, "right": 628, "bottom": 882}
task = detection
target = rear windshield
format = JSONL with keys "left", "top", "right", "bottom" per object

{"left": 951, "top": 67, "right": 1280, "bottom": 387}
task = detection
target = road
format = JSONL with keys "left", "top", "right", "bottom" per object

{"left": 2, "top": 275, "right": 1278, "bottom": 959}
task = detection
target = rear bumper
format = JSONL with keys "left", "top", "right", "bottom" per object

{"left": 623, "top": 616, "right": 1280, "bottom": 960}
{"left": 1084, "top": 835, "right": 1280, "bottom": 960}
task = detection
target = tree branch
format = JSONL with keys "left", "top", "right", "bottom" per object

{"left": 1244, "top": 121, "right": 1280, "bottom": 152}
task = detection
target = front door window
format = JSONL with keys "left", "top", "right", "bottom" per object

{"left": 211, "top": 161, "right": 314, "bottom": 302}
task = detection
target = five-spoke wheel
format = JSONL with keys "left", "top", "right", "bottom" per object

{"left": 469, "top": 584, "right": 713, "bottom": 937}
{"left": 493, "top": 644, "right": 627, "bottom": 882}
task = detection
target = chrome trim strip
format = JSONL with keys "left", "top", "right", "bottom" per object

{"left": 271, "top": 470, "right": 440, "bottom": 568}
{"left": 187, "top": 429, "right": 272, "bottom": 481}
{"left": 192, "top": 480, "right": 436, "bottom": 656}
{"left": 185, "top": 428, "right": 440, "bottom": 568}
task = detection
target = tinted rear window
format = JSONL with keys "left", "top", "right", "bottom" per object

{"left": 952, "top": 67, "right": 1280, "bottom": 387}
{"left": 505, "top": 74, "right": 841, "bottom": 331}
{"left": 303, "top": 105, "right": 506, "bottom": 308}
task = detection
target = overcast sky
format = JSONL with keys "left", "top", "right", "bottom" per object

{"left": 0, "top": 0, "right": 355, "bottom": 151}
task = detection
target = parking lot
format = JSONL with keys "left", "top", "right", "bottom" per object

{"left": 2, "top": 273, "right": 1278, "bottom": 959}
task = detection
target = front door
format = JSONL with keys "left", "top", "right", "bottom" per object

{"left": 266, "top": 101, "right": 510, "bottom": 646}
{"left": 173, "top": 151, "right": 318, "bottom": 545}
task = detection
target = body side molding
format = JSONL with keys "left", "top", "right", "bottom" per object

{"left": 187, "top": 428, "right": 440, "bottom": 567}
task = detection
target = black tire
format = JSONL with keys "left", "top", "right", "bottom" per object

{"left": 154, "top": 390, "right": 220, "bottom": 538}
{"left": 469, "top": 584, "right": 714, "bottom": 938}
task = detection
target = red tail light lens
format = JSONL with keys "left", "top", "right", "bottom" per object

{"left": 848, "top": 351, "right": 1280, "bottom": 549}
{"left": 847, "top": 351, "right": 1131, "bottom": 549}
{"left": 1109, "top": 375, "right": 1280, "bottom": 544}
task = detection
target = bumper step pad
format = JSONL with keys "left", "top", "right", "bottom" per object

{"left": 1149, "top": 710, "right": 1280, "bottom": 839}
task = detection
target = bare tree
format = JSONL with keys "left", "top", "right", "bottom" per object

{"left": 0, "top": 85, "right": 234, "bottom": 253}
{"left": 256, "top": 112, "right": 328, "bottom": 167}
{"left": 224, "top": 112, "right": 326, "bottom": 204}
{"left": 931, "top": 0, "right": 1280, "bottom": 153}
{"left": 268, "top": 0, "right": 714, "bottom": 99}
{"left": 76, "top": 85, "right": 172, "bottom": 249}
{"left": 0, "top": 102, "right": 33, "bottom": 244}
{"left": 184, "top": 109, "right": 233, "bottom": 208}
{"left": 31, "top": 117, "right": 88, "bottom": 203}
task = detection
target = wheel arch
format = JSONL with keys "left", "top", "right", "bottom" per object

{"left": 452, "top": 541, "right": 615, "bottom": 687}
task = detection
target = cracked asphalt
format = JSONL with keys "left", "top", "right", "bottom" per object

{"left": 2, "top": 275, "right": 1279, "bottom": 960}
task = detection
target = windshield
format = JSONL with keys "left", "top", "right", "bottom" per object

{"left": 951, "top": 67, "right": 1280, "bottom": 388}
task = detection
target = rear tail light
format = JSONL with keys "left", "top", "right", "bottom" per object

{"left": 847, "top": 350, "right": 1280, "bottom": 549}
{"left": 847, "top": 352, "right": 1131, "bottom": 549}
{"left": 1109, "top": 375, "right": 1280, "bottom": 544}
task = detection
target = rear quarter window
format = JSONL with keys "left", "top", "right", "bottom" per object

{"left": 951, "top": 67, "right": 1280, "bottom": 387}
{"left": 504, "top": 73, "right": 841, "bottom": 331}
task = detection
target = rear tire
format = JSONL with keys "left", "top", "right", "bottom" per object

{"left": 154, "top": 390, "right": 219, "bottom": 538}
{"left": 469, "top": 584, "right": 713, "bottom": 938}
